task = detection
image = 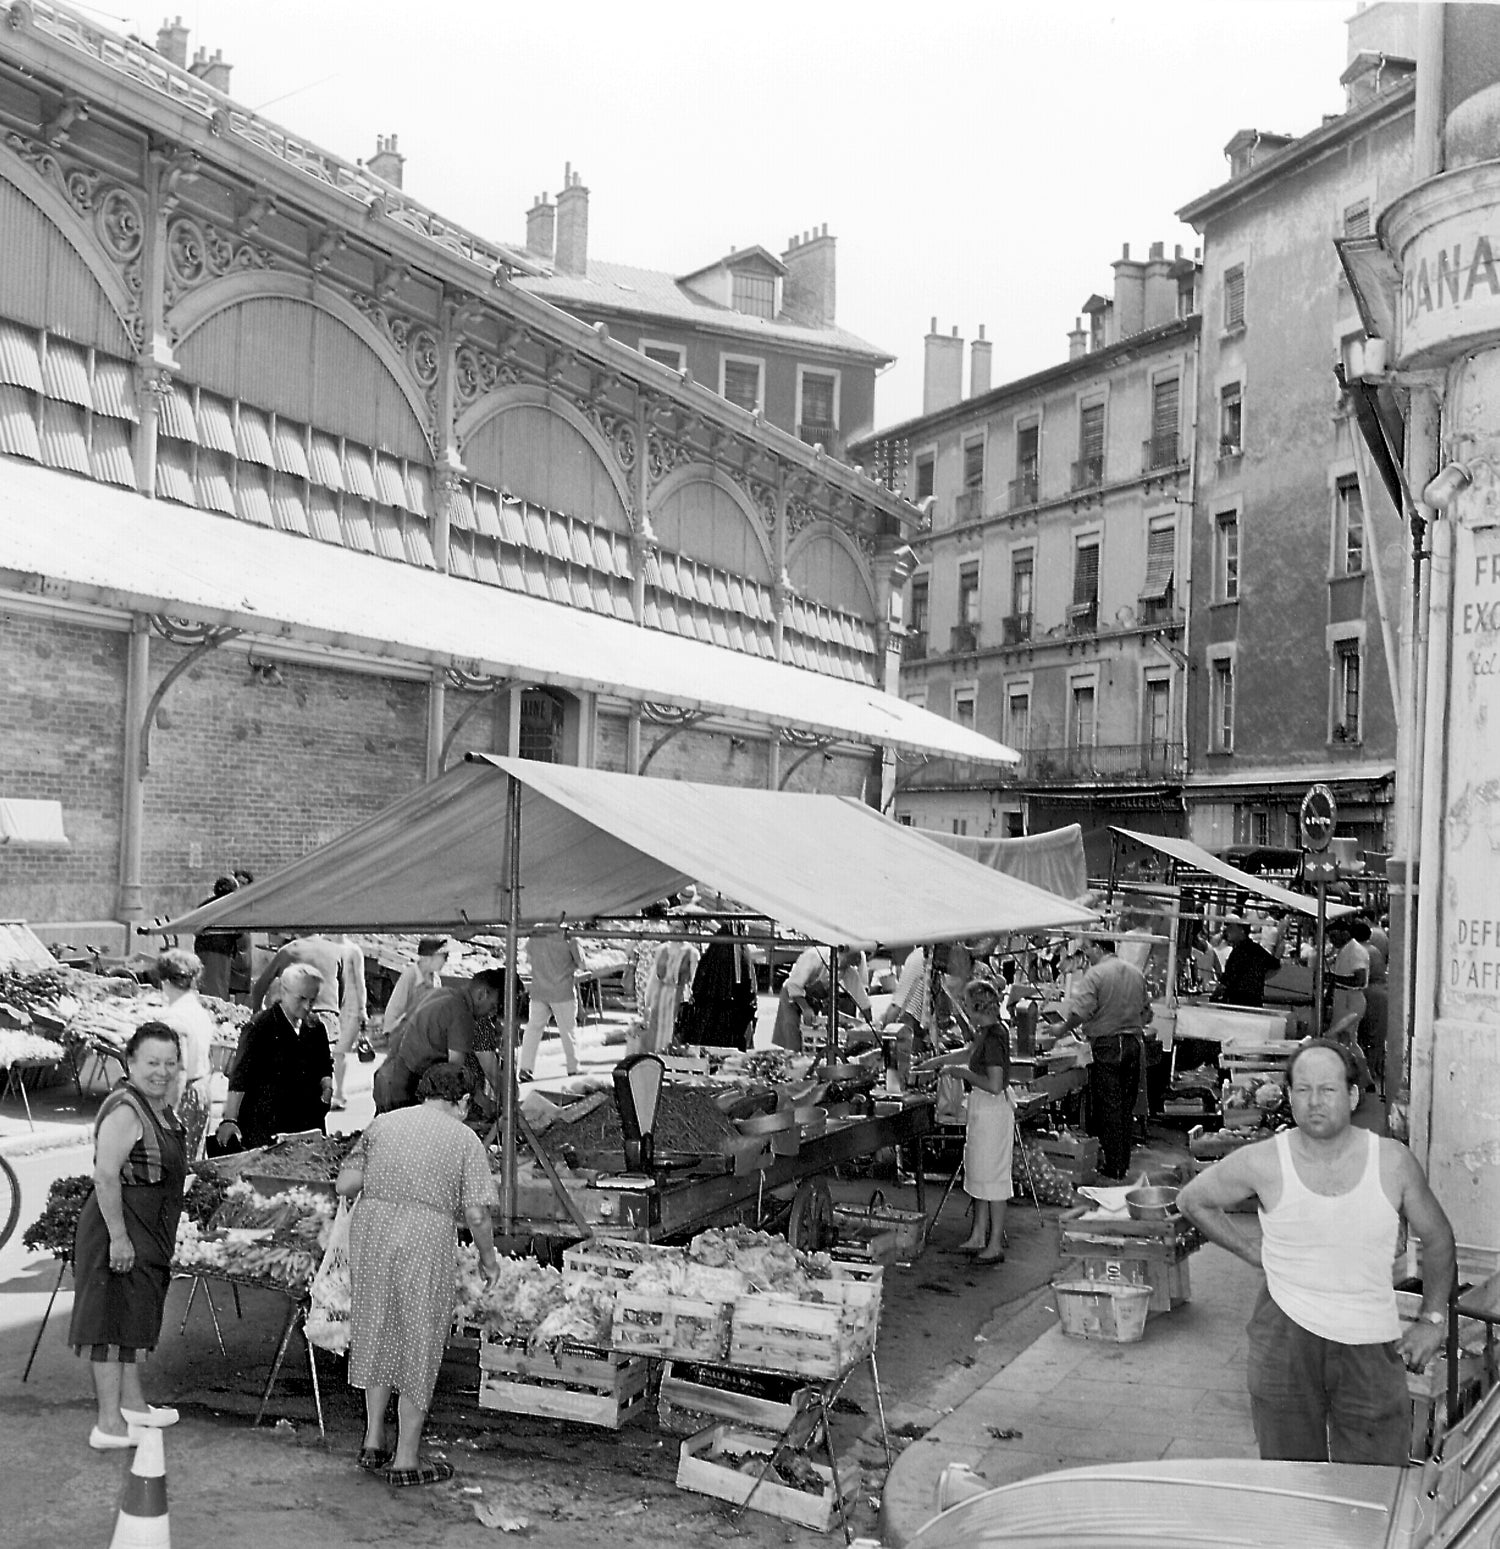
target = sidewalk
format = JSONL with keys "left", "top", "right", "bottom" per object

{"left": 879, "top": 1241, "right": 1264, "bottom": 1546}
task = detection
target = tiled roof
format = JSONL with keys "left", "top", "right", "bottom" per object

{"left": 520, "top": 260, "right": 892, "bottom": 364}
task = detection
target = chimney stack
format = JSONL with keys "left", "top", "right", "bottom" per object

{"left": 156, "top": 15, "right": 189, "bottom": 68}
{"left": 1142, "top": 239, "right": 1177, "bottom": 329}
{"left": 1111, "top": 241, "right": 1146, "bottom": 339}
{"left": 368, "top": 134, "right": 405, "bottom": 188}
{"left": 1067, "top": 316, "right": 1088, "bottom": 361}
{"left": 526, "top": 193, "right": 556, "bottom": 261}
{"left": 970, "top": 324, "right": 992, "bottom": 397}
{"left": 188, "top": 45, "right": 232, "bottom": 93}
{"left": 923, "top": 318, "right": 964, "bottom": 415}
{"left": 781, "top": 223, "right": 836, "bottom": 327}
{"left": 554, "top": 163, "right": 589, "bottom": 276}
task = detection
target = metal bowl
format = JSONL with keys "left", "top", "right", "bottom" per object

{"left": 1125, "top": 1185, "right": 1180, "bottom": 1221}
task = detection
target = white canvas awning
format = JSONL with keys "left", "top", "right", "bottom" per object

{"left": 1112, "top": 827, "right": 1356, "bottom": 920}
{"left": 0, "top": 458, "right": 1016, "bottom": 764}
{"left": 161, "top": 756, "right": 1094, "bottom": 949}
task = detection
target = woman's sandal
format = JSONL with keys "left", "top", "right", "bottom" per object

{"left": 357, "top": 1447, "right": 393, "bottom": 1471}
{"left": 379, "top": 1460, "right": 454, "bottom": 1488}
{"left": 974, "top": 1251, "right": 1006, "bottom": 1265}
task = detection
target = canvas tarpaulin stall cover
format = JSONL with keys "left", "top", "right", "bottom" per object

{"left": 1110, "top": 826, "right": 1356, "bottom": 920}
{"left": 162, "top": 756, "right": 1094, "bottom": 948}
{"left": 919, "top": 825, "right": 1087, "bottom": 903}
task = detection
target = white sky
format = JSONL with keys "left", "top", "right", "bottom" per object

{"left": 98, "top": 0, "right": 1353, "bottom": 427}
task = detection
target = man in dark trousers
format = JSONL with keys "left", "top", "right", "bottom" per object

{"left": 1051, "top": 936, "right": 1153, "bottom": 1180}
{"left": 1180, "top": 1039, "right": 1454, "bottom": 1464}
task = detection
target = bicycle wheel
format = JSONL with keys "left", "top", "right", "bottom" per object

{"left": 0, "top": 1154, "right": 20, "bottom": 1253}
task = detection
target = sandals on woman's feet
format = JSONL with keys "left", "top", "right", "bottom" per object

{"left": 379, "top": 1460, "right": 454, "bottom": 1487}
{"left": 357, "top": 1447, "right": 393, "bottom": 1471}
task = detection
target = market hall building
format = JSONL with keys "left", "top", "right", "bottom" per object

{"left": 0, "top": 6, "right": 1013, "bottom": 944}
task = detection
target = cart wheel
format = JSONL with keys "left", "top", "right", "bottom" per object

{"left": 787, "top": 1178, "right": 835, "bottom": 1252}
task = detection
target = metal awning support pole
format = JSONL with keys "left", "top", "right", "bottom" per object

{"left": 500, "top": 772, "right": 522, "bottom": 1232}
{"left": 117, "top": 617, "right": 150, "bottom": 927}
{"left": 829, "top": 946, "right": 841, "bottom": 1066}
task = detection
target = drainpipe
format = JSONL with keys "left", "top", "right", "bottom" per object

{"left": 1401, "top": 0, "right": 1447, "bottom": 1117}
{"left": 1410, "top": 496, "right": 1451, "bottom": 1169}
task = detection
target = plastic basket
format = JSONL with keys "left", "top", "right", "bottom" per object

{"left": 1052, "top": 1279, "right": 1152, "bottom": 1343}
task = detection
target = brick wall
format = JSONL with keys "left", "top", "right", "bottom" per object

{"left": 2, "top": 608, "right": 878, "bottom": 929}
{"left": 143, "top": 644, "right": 427, "bottom": 918}
{"left": 0, "top": 609, "right": 127, "bottom": 922}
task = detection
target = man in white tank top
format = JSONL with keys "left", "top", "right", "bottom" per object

{"left": 1179, "top": 1039, "right": 1454, "bottom": 1464}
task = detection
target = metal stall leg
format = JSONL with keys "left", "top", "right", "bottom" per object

{"left": 255, "top": 1296, "right": 302, "bottom": 1428}
{"left": 868, "top": 1348, "right": 892, "bottom": 1466}
{"left": 21, "top": 1256, "right": 69, "bottom": 1382}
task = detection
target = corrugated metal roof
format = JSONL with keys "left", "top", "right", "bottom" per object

{"left": 0, "top": 459, "right": 1017, "bottom": 763}
{"left": 234, "top": 406, "right": 276, "bottom": 468}
{"left": 41, "top": 339, "right": 91, "bottom": 408}
{"left": 89, "top": 415, "right": 135, "bottom": 488}
{"left": 92, "top": 357, "right": 139, "bottom": 423}
{"left": 520, "top": 260, "right": 892, "bottom": 363}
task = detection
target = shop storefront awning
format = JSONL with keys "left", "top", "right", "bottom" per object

{"left": 1112, "top": 827, "right": 1355, "bottom": 920}
{"left": 161, "top": 755, "right": 1095, "bottom": 948}
{"left": 0, "top": 458, "right": 1016, "bottom": 765}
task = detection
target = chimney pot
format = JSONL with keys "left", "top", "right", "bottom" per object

{"left": 1148, "top": 240, "right": 1164, "bottom": 260}
{"left": 782, "top": 225, "right": 837, "bottom": 325}
{"left": 930, "top": 315, "right": 937, "bottom": 333}
{"left": 156, "top": 15, "right": 189, "bottom": 69}
{"left": 526, "top": 191, "right": 556, "bottom": 261}
{"left": 970, "top": 329, "right": 993, "bottom": 397}
{"left": 1122, "top": 242, "right": 1130, "bottom": 260}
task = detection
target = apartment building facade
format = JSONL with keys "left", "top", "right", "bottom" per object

{"left": 850, "top": 246, "right": 1200, "bottom": 840}
{"left": 517, "top": 181, "right": 888, "bottom": 461}
{"left": 1177, "top": 5, "right": 1419, "bottom": 855}
{"left": 0, "top": 6, "right": 991, "bottom": 933}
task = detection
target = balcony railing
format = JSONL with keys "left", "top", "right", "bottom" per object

{"left": 1022, "top": 741, "right": 1187, "bottom": 782}
{"left": 1071, "top": 455, "right": 1104, "bottom": 491}
{"left": 1142, "top": 435, "right": 1180, "bottom": 471}
{"left": 950, "top": 622, "right": 981, "bottom": 655}
{"left": 895, "top": 740, "right": 1187, "bottom": 792}
{"left": 903, "top": 631, "right": 928, "bottom": 660}
{"left": 954, "top": 489, "right": 984, "bottom": 522}
{"left": 1008, "top": 470, "right": 1039, "bottom": 509}
{"left": 1066, "top": 600, "right": 1098, "bottom": 635}
{"left": 798, "top": 422, "right": 838, "bottom": 450}
{"left": 1001, "top": 613, "right": 1032, "bottom": 645}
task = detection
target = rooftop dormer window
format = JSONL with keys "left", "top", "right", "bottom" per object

{"left": 731, "top": 270, "right": 776, "bottom": 319}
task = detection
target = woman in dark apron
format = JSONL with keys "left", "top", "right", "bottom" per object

{"left": 69, "top": 1021, "right": 188, "bottom": 1450}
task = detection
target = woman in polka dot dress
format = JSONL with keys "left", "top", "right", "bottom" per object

{"left": 337, "top": 1063, "right": 500, "bottom": 1486}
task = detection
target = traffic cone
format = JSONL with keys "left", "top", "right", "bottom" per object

{"left": 108, "top": 1425, "right": 170, "bottom": 1548}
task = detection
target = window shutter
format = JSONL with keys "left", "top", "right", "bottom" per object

{"left": 1073, "top": 543, "right": 1100, "bottom": 605}
{"left": 1224, "top": 266, "right": 1246, "bottom": 327}
{"left": 1139, "top": 524, "right": 1175, "bottom": 601}
{"left": 1080, "top": 404, "right": 1104, "bottom": 461}
{"left": 1152, "top": 379, "right": 1179, "bottom": 444}
{"left": 802, "top": 372, "right": 836, "bottom": 425}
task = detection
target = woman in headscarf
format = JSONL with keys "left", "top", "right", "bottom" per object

{"left": 687, "top": 922, "right": 758, "bottom": 1050}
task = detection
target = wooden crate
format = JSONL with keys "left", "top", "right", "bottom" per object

{"left": 612, "top": 1291, "right": 732, "bottom": 1362}
{"left": 657, "top": 1359, "right": 811, "bottom": 1436}
{"left": 729, "top": 1292, "right": 874, "bottom": 1379}
{"left": 832, "top": 1202, "right": 927, "bottom": 1263}
{"left": 477, "top": 1338, "right": 650, "bottom": 1429}
{"left": 561, "top": 1239, "right": 683, "bottom": 1290}
{"left": 1036, "top": 1132, "right": 1100, "bottom": 1185}
{"left": 676, "top": 1424, "right": 860, "bottom": 1533}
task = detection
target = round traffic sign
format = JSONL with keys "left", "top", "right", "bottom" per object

{"left": 1300, "top": 783, "right": 1337, "bottom": 853}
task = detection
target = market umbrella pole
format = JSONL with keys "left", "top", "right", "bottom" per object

{"left": 501, "top": 772, "right": 522, "bottom": 1232}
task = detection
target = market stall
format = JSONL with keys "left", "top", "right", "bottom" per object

{"left": 160, "top": 756, "right": 1094, "bottom": 1240}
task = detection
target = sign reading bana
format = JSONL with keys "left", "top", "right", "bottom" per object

{"left": 1384, "top": 163, "right": 1500, "bottom": 369}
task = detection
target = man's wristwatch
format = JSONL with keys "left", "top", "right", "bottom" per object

{"left": 1418, "top": 1310, "right": 1445, "bottom": 1327}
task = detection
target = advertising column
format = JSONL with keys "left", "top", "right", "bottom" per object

{"left": 1383, "top": 161, "right": 1500, "bottom": 1269}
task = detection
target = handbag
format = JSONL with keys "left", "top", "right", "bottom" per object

{"left": 304, "top": 1198, "right": 352, "bottom": 1353}
{"left": 935, "top": 1069, "right": 969, "bottom": 1126}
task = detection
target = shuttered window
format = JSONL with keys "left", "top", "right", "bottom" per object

{"left": 801, "top": 371, "right": 836, "bottom": 427}
{"left": 1073, "top": 541, "right": 1100, "bottom": 606}
{"left": 1343, "top": 200, "right": 1371, "bottom": 238}
{"left": 722, "top": 358, "right": 763, "bottom": 412}
{"left": 963, "top": 439, "right": 985, "bottom": 489}
{"left": 1150, "top": 378, "right": 1179, "bottom": 465}
{"left": 1079, "top": 404, "right": 1104, "bottom": 462}
{"left": 1140, "top": 521, "right": 1175, "bottom": 601}
{"left": 1223, "top": 265, "right": 1246, "bottom": 329}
